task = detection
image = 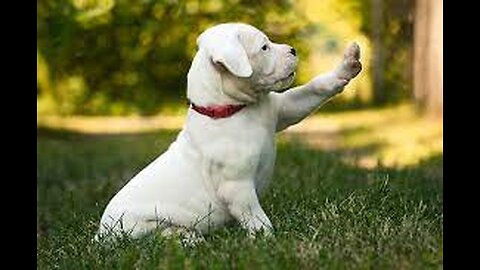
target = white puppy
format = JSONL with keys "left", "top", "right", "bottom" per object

{"left": 96, "top": 23, "right": 361, "bottom": 240}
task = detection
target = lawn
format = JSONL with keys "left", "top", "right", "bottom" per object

{"left": 37, "top": 114, "right": 443, "bottom": 269}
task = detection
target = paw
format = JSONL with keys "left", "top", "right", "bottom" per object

{"left": 335, "top": 42, "right": 362, "bottom": 82}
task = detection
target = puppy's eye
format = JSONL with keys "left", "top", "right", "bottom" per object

{"left": 261, "top": 44, "right": 268, "bottom": 51}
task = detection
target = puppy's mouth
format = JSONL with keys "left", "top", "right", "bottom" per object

{"left": 285, "top": 71, "right": 295, "bottom": 80}
{"left": 271, "top": 71, "right": 296, "bottom": 93}
{"left": 256, "top": 71, "right": 297, "bottom": 93}
{"left": 273, "top": 71, "right": 295, "bottom": 83}
{"left": 281, "top": 71, "right": 296, "bottom": 85}
{"left": 275, "top": 71, "right": 295, "bottom": 84}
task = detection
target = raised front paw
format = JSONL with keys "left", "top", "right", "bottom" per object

{"left": 336, "top": 42, "right": 362, "bottom": 82}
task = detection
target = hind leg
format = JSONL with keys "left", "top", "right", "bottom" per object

{"left": 94, "top": 212, "right": 166, "bottom": 241}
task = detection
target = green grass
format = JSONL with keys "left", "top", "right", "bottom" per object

{"left": 37, "top": 128, "right": 443, "bottom": 269}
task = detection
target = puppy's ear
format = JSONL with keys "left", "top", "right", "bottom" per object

{"left": 197, "top": 31, "right": 253, "bottom": 78}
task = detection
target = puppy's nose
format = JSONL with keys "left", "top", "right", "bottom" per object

{"left": 289, "top": 47, "right": 296, "bottom": 56}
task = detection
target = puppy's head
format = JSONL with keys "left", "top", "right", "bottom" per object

{"left": 194, "top": 23, "right": 298, "bottom": 103}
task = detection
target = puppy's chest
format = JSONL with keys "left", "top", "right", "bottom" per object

{"left": 208, "top": 130, "right": 275, "bottom": 181}
{"left": 189, "top": 99, "right": 277, "bottom": 183}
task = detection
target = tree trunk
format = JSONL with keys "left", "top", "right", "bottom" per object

{"left": 371, "top": 0, "right": 385, "bottom": 105}
{"left": 413, "top": 0, "right": 443, "bottom": 116}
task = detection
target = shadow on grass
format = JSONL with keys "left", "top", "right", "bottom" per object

{"left": 37, "top": 126, "right": 179, "bottom": 140}
{"left": 37, "top": 127, "right": 443, "bottom": 269}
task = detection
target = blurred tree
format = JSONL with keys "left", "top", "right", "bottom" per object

{"left": 345, "top": 0, "right": 442, "bottom": 116}
{"left": 345, "top": 0, "right": 415, "bottom": 106}
{"left": 413, "top": 0, "right": 442, "bottom": 116}
{"left": 371, "top": 0, "right": 385, "bottom": 104}
{"left": 37, "top": 0, "right": 313, "bottom": 115}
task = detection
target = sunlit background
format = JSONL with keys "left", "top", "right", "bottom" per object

{"left": 37, "top": 0, "right": 443, "bottom": 168}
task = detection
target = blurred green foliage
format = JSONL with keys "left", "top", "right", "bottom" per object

{"left": 37, "top": 0, "right": 314, "bottom": 115}
{"left": 37, "top": 0, "right": 416, "bottom": 116}
{"left": 347, "top": 0, "right": 415, "bottom": 104}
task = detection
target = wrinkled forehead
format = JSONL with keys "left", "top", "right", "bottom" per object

{"left": 197, "top": 23, "right": 269, "bottom": 52}
{"left": 237, "top": 25, "right": 269, "bottom": 51}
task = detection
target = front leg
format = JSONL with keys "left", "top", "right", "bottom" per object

{"left": 274, "top": 42, "right": 362, "bottom": 131}
{"left": 218, "top": 180, "right": 273, "bottom": 237}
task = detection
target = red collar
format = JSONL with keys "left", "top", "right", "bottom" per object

{"left": 188, "top": 100, "right": 246, "bottom": 119}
